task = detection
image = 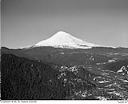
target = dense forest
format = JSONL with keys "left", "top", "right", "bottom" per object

{"left": 1, "top": 54, "right": 68, "bottom": 99}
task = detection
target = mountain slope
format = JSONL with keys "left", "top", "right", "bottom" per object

{"left": 34, "top": 31, "right": 99, "bottom": 49}
{"left": 1, "top": 54, "right": 67, "bottom": 99}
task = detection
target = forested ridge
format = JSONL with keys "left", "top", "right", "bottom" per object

{"left": 1, "top": 54, "right": 67, "bottom": 99}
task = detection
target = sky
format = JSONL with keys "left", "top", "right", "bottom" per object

{"left": 1, "top": 0, "right": 128, "bottom": 48}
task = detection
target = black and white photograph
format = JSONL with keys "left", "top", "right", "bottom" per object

{"left": 1, "top": 0, "right": 128, "bottom": 102}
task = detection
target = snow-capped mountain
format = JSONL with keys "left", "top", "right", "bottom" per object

{"left": 34, "top": 31, "right": 99, "bottom": 49}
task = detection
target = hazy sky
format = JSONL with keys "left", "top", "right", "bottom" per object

{"left": 1, "top": 0, "right": 128, "bottom": 48}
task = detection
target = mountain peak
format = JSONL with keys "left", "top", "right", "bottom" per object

{"left": 34, "top": 31, "right": 99, "bottom": 49}
{"left": 56, "top": 31, "right": 70, "bottom": 35}
{"left": 51, "top": 31, "right": 74, "bottom": 38}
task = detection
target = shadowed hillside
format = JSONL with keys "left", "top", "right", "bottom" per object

{"left": 1, "top": 54, "right": 67, "bottom": 100}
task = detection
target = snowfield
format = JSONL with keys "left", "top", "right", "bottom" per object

{"left": 34, "top": 31, "right": 99, "bottom": 49}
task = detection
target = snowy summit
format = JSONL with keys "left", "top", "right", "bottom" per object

{"left": 34, "top": 31, "right": 99, "bottom": 49}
